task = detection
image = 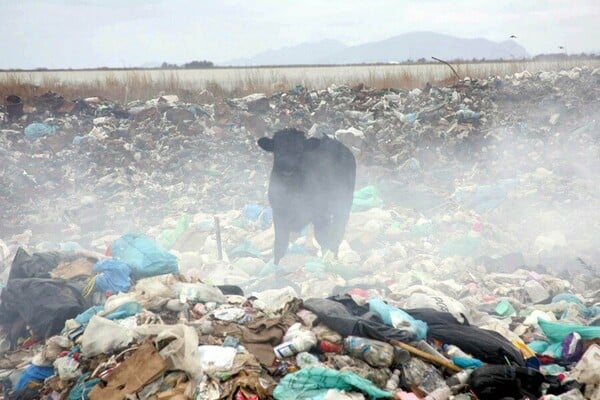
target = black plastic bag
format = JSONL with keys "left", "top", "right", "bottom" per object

{"left": 469, "top": 365, "right": 546, "bottom": 400}
{"left": 8, "top": 247, "right": 61, "bottom": 280}
{"left": 0, "top": 278, "right": 88, "bottom": 339}
{"left": 406, "top": 308, "right": 525, "bottom": 366}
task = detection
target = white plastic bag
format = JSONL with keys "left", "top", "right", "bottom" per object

{"left": 80, "top": 315, "right": 134, "bottom": 357}
{"left": 404, "top": 292, "right": 468, "bottom": 324}
{"left": 251, "top": 286, "right": 297, "bottom": 311}
{"left": 173, "top": 282, "right": 226, "bottom": 303}
{"left": 54, "top": 356, "right": 81, "bottom": 380}
{"left": 569, "top": 344, "right": 600, "bottom": 400}
{"left": 197, "top": 345, "right": 236, "bottom": 374}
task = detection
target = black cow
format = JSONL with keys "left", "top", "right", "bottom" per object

{"left": 258, "top": 128, "right": 356, "bottom": 265}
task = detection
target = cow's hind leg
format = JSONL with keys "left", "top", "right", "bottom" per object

{"left": 314, "top": 214, "right": 342, "bottom": 259}
{"left": 328, "top": 211, "right": 350, "bottom": 257}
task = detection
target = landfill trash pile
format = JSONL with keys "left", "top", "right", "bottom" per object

{"left": 0, "top": 66, "right": 599, "bottom": 399}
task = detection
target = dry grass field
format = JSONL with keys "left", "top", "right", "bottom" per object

{"left": 1, "top": 59, "right": 599, "bottom": 104}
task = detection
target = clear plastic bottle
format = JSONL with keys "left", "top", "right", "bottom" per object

{"left": 444, "top": 344, "right": 470, "bottom": 359}
{"left": 385, "top": 369, "right": 401, "bottom": 391}
{"left": 402, "top": 358, "right": 447, "bottom": 394}
{"left": 446, "top": 369, "right": 473, "bottom": 388}
{"left": 424, "top": 386, "right": 451, "bottom": 400}
{"left": 344, "top": 336, "right": 395, "bottom": 368}
{"left": 413, "top": 340, "right": 449, "bottom": 361}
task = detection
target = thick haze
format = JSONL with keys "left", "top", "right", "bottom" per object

{"left": 1, "top": 0, "right": 599, "bottom": 69}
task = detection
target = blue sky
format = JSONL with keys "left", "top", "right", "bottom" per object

{"left": 1, "top": 0, "right": 598, "bottom": 69}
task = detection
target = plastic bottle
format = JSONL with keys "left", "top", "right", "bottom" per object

{"left": 444, "top": 344, "right": 470, "bottom": 359}
{"left": 402, "top": 358, "right": 447, "bottom": 395}
{"left": 446, "top": 369, "right": 473, "bottom": 388}
{"left": 274, "top": 341, "right": 297, "bottom": 359}
{"left": 413, "top": 341, "right": 449, "bottom": 361}
{"left": 424, "top": 386, "right": 451, "bottom": 400}
{"left": 385, "top": 369, "right": 401, "bottom": 391}
{"left": 274, "top": 331, "right": 317, "bottom": 359}
{"left": 344, "top": 336, "right": 395, "bottom": 368}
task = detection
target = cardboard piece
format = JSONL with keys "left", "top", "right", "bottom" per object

{"left": 89, "top": 340, "right": 167, "bottom": 400}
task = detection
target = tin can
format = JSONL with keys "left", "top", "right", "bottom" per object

{"left": 318, "top": 340, "right": 343, "bottom": 354}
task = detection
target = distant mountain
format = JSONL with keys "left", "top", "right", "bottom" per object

{"left": 222, "top": 32, "right": 529, "bottom": 66}
{"left": 223, "top": 39, "right": 347, "bottom": 66}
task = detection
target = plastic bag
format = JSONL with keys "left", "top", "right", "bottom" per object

{"left": 54, "top": 356, "right": 82, "bottom": 380}
{"left": 158, "top": 214, "right": 190, "bottom": 249}
{"left": 469, "top": 365, "right": 546, "bottom": 400}
{"left": 404, "top": 292, "right": 468, "bottom": 324}
{"left": 197, "top": 345, "right": 237, "bottom": 374}
{"left": 273, "top": 366, "right": 392, "bottom": 400}
{"left": 67, "top": 373, "right": 100, "bottom": 400}
{"left": 80, "top": 315, "right": 134, "bottom": 357}
{"left": 351, "top": 186, "right": 383, "bottom": 212}
{"left": 251, "top": 286, "right": 297, "bottom": 311}
{"left": 15, "top": 364, "right": 54, "bottom": 390}
{"left": 538, "top": 318, "right": 600, "bottom": 342}
{"left": 93, "top": 259, "right": 131, "bottom": 293}
{"left": 111, "top": 233, "right": 179, "bottom": 280}
{"left": 24, "top": 122, "right": 56, "bottom": 140}
{"left": 173, "top": 282, "right": 226, "bottom": 303}
{"left": 569, "top": 344, "right": 600, "bottom": 399}
{"left": 368, "top": 299, "right": 428, "bottom": 340}
{"left": 133, "top": 275, "right": 174, "bottom": 310}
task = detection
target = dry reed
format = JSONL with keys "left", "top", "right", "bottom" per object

{"left": 1, "top": 59, "right": 598, "bottom": 105}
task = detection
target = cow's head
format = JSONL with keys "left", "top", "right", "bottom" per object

{"left": 258, "top": 129, "right": 321, "bottom": 177}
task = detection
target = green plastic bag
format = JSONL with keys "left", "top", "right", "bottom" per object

{"left": 538, "top": 318, "right": 600, "bottom": 342}
{"left": 352, "top": 186, "right": 383, "bottom": 212}
{"left": 273, "top": 366, "right": 392, "bottom": 400}
{"left": 158, "top": 214, "right": 190, "bottom": 249}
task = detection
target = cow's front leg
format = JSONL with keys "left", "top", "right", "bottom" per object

{"left": 273, "top": 220, "right": 291, "bottom": 265}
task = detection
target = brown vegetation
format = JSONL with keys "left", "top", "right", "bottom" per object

{"left": 1, "top": 59, "right": 598, "bottom": 105}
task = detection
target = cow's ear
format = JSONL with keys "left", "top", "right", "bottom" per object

{"left": 304, "top": 137, "right": 321, "bottom": 151}
{"left": 258, "top": 137, "right": 274, "bottom": 152}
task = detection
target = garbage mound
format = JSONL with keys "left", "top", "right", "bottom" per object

{"left": 0, "top": 66, "right": 599, "bottom": 399}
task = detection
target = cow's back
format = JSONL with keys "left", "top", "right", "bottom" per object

{"left": 303, "top": 137, "right": 356, "bottom": 208}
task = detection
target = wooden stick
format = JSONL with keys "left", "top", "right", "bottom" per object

{"left": 214, "top": 216, "right": 223, "bottom": 261}
{"left": 390, "top": 339, "right": 462, "bottom": 372}
{"left": 431, "top": 57, "right": 461, "bottom": 81}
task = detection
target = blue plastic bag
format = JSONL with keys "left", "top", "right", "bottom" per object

{"left": 552, "top": 293, "right": 600, "bottom": 319}
{"left": 24, "top": 122, "right": 56, "bottom": 139}
{"left": 369, "top": 298, "right": 428, "bottom": 340}
{"left": 242, "top": 204, "right": 272, "bottom": 229}
{"left": 111, "top": 233, "right": 178, "bottom": 279}
{"left": 93, "top": 259, "right": 132, "bottom": 293}
{"left": 452, "top": 356, "right": 484, "bottom": 368}
{"left": 74, "top": 306, "right": 104, "bottom": 325}
{"left": 15, "top": 364, "right": 54, "bottom": 390}
{"left": 104, "top": 301, "right": 143, "bottom": 320}
{"left": 67, "top": 373, "right": 100, "bottom": 400}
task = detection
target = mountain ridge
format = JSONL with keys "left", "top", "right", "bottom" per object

{"left": 222, "top": 32, "right": 529, "bottom": 66}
